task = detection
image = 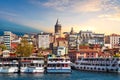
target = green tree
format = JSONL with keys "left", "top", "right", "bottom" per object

{"left": 0, "top": 44, "right": 7, "bottom": 51}
{"left": 16, "top": 38, "right": 33, "bottom": 57}
{"left": 114, "top": 53, "right": 120, "bottom": 57}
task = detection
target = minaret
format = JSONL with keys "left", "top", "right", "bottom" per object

{"left": 54, "top": 19, "right": 62, "bottom": 37}
{"left": 70, "top": 27, "right": 74, "bottom": 34}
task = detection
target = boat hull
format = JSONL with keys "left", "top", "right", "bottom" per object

{"left": 0, "top": 67, "right": 18, "bottom": 73}
{"left": 47, "top": 69, "right": 71, "bottom": 73}
{"left": 20, "top": 67, "right": 44, "bottom": 73}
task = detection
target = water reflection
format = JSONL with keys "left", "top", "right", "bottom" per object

{"left": 0, "top": 70, "right": 120, "bottom": 80}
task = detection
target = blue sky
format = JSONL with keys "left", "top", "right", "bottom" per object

{"left": 0, "top": 0, "right": 120, "bottom": 34}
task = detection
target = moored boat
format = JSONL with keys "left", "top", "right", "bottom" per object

{"left": 73, "top": 57, "right": 120, "bottom": 73}
{"left": 20, "top": 57, "right": 44, "bottom": 73}
{"left": 47, "top": 56, "right": 71, "bottom": 73}
{"left": 0, "top": 57, "right": 19, "bottom": 73}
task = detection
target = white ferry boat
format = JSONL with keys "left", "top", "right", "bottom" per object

{"left": 47, "top": 56, "right": 71, "bottom": 73}
{"left": 73, "top": 57, "right": 120, "bottom": 73}
{"left": 0, "top": 57, "right": 19, "bottom": 73}
{"left": 20, "top": 57, "right": 44, "bottom": 73}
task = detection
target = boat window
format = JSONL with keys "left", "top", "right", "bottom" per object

{"left": 57, "top": 64, "right": 60, "bottom": 67}
{"left": 30, "top": 63, "right": 34, "bottom": 66}
{"left": 62, "top": 64, "right": 64, "bottom": 67}
{"left": 91, "top": 68, "right": 92, "bottom": 70}
{"left": 64, "top": 64, "right": 68, "bottom": 67}
{"left": 84, "top": 67, "right": 86, "bottom": 69}
{"left": 39, "top": 64, "right": 41, "bottom": 67}
{"left": 94, "top": 67, "right": 96, "bottom": 69}
{"left": 119, "top": 64, "right": 120, "bottom": 67}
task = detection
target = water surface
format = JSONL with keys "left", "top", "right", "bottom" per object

{"left": 0, "top": 70, "right": 120, "bottom": 80}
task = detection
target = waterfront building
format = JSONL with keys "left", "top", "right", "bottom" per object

{"left": 54, "top": 37, "right": 68, "bottom": 47}
{"left": 68, "top": 33, "right": 78, "bottom": 50}
{"left": 68, "top": 49, "right": 99, "bottom": 62}
{"left": 88, "top": 33, "right": 104, "bottom": 45}
{"left": 2, "top": 50, "right": 10, "bottom": 57}
{"left": 52, "top": 37, "right": 68, "bottom": 55}
{"left": 79, "top": 30, "right": 104, "bottom": 46}
{"left": 104, "top": 34, "right": 120, "bottom": 48}
{"left": 38, "top": 32, "right": 50, "bottom": 49}
{"left": 4, "top": 31, "right": 12, "bottom": 50}
{"left": 79, "top": 30, "right": 93, "bottom": 44}
{"left": 57, "top": 46, "right": 68, "bottom": 56}
{"left": 109, "top": 34, "right": 120, "bottom": 48}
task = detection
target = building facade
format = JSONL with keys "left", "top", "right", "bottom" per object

{"left": 79, "top": 30, "right": 104, "bottom": 46}
{"left": 4, "top": 31, "right": 12, "bottom": 50}
{"left": 79, "top": 30, "right": 92, "bottom": 44}
{"left": 57, "top": 46, "right": 68, "bottom": 56}
{"left": 88, "top": 33, "right": 104, "bottom": 45}
{"left": 109, "top": 34, "right": 120, "bottom": 48}
{"left": 68, "top": 34, "right": 78, "bottom": 49}
{"left": 38, "top": 32, "right": 50, "bottom": 49}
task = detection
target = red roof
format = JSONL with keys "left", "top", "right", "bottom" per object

{"left": 56, "top": 38, "right": 66, "bottom": 41}
{"left": 11, "top": 43, "right": 18, "bottom": 49}
{"left": 69, "top": 49, "right": 98, "bottom": 53}
{"left": 110, "top": 33, "right": 120, "bottom": 36}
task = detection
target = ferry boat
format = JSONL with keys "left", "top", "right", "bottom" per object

{"left": 20, "top": 57, "right": 44, "bottom": 73}
{"left": 73, "top": 57, "right": 120, "bottom": 73}
{"left": 0, "top": 57, "right": 19, "bottom": 73}
{"left": 47, "top": 56, "right": 71, "bottom": 73}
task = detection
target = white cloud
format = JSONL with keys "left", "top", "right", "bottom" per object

{"left": 79, "top": 18, "right": 120, "bottom": 34}
{"left": 29, "top": 0, "right": 120, "bottom": 13}
{"left": 99, "top": 13, "right": 120, "bottom": 21}
{"left": 0, "top": 11, "right": 18, "bottom": 17}
{"left": 29, "top": 0, "right": 102, "bottom": 12}
{"left": 73, "top": 0, "right": 102, "bottom": 12}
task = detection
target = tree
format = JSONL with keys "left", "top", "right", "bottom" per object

{"left": 16, "top": 38, "right": 33, "bottom": 57}
{"left": 114, "top": 53, "right": 120, "bottom": 57}
{"left": 0, "top": 44, "right": 7, "bottom": 51}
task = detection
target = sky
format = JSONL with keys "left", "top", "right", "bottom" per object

{"left": 0, "top": 0, "right": 120, "bottom": 34}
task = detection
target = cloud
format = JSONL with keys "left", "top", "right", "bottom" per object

{"left": 79, "top": 17, "right": 120, "bottom": 34}
{"left": 0, "top": 11, "right": 18, "bottom": 17}
{"left": 99, "top": 13, "right": 120, "bottom": 21}
{"left": 29, "top": 0, "right": 120, "bottom": 13}
{"left": 0, "top": 11, "right": 20, "bottom": 22}
{"left": 73, "top": 0, "right": 102, "bottom": 12}
{"left": 30, "top": 0, "right": 102, "bottom": 12}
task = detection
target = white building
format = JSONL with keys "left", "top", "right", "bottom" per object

{"left": 38, "top": 32, "right": 50, "bottom": 49}
{"left": 2, "top": 50, "right": 10, "bottom": 57}
{"left": 68, "top": 34, "right": 78, "bottom": 49}
{"left": 57, "top": 46, "right": 68, "bottom": 56}
{"left": 0, "top": 36, "right": 4, "bottom": 43}
{"left": 4, "top": 31, "right": 12, "bottom": 50}
{"left": 88, "top": 33, "right": 104, "bottom": 45}
{"left": 79, "top": 30, "right": 92, "bottom": 43}
{"left": 79, "top": 30, "right": 104, "bottom": 46}
{"left": 109, "top": 34, "right": 120, "bottom": 48}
